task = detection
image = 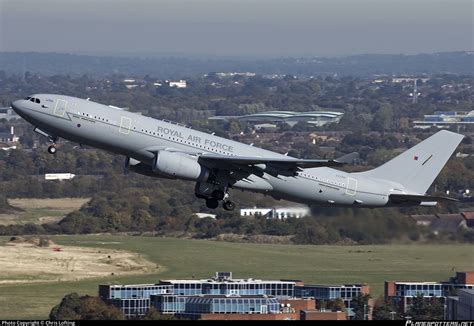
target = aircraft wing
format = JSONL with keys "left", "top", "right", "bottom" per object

{"left": 389, "top": 193, "right": 459, "bottom": 204}
{"left": 198, "top": 152, "right": 358, "bottom": 170}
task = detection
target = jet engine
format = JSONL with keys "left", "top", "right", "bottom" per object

{"left": 153, "top": 150, "right": 209, "bottom": 181}
{"left": 125, "top": 157, "right": 165, "bottom": 178}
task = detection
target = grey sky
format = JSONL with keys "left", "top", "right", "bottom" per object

{"left": 0, "top": 0, "right": 472, "bottom": 57}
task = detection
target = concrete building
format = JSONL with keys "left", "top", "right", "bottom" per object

{"left": 99, "top": 272, "right": 369, "bottom": 320}
{"left": 193, "top": 213, "right": 216, "bottom": 219}
{"left": 446, "top": 289, "right": 474, "bottom": 320}
{"left": 169, "top": 80, "right": 187, "bottom": 88}
{"left": 213, "top": 72, "right": 256, "bottom": 78}
{"left": 122, "top": 78, "right": 140, "bottom": 89}
{"left": 392, "top": 77, "right": 430, "bottom": 83}
{"left": 240, "top": 206, "right": 310, "bottom": 219}
{"left": 209, "top": 110, "right": 344, "bottom": 127}
{"left": 0, "top": 107, "right": 19, "bottom": 120}
{"left": 0, "top": 126, "right": 19, "bottom": 144}
{"left": 99, "top": 284, "right": 173, "bottom": 318}
{"left": 44, "top": 173, "right": 76, "bottom": 181}
{"left": 158, "top": 272, "right": 297, "bottom": 298}
{"left": 301, "top": 310, "right": 347, "bottom": 320}
{"left": 151, "top": 294, "right": 281, "bottom": 315}
{"left": 385, "top": 272, "right": 474, "bottom": 313}
{"left": 413, "top": 111, "right": 474, "bottom": 129}
{"left": 295, "top": 284, "right": 371, "bottom": 319}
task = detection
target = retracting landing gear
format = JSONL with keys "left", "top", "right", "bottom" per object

{"left": 47, "top": 136, "right": 59, "bottom": 155}
{"left": 205, "top": 198, "right": 219, "bottom": 209}
{"left": 203, "top": 193, "right": 235, "bottom": 211}
{"left": 33, "top": 127, "right": 59, "bottom": 155}
{"left": 223, "top": 201, "right": 235, "bottom": 211}
{"left": 196, "top": 183, "right": 236, "bottom": 211}
{"left": 47, "top": 145, "right": 57, "bottom": 154}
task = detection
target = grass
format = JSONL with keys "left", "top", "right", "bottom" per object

{"left": 0, "top": 198, "right": 89, "bottom": 225}
{"left": 0, "top": 235, "right": 473, "bottom": 319}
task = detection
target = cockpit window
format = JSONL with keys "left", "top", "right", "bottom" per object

{"left": 30, "top": 98, "right": 35, "bottom": 102}
{"left": 35, "top": 98, "right": 40, "bottom": 104}
{"left": 24, "top": 97, "right": 31, "bottom": 100}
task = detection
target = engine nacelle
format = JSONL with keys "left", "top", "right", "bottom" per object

{"left": 125, "top": 157, "right": 166, "bottom": 178}
{"left": 153, "top": 150, "right": 209, "bottom": 181}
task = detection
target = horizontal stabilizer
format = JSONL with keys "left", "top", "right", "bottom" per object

{"left": 335, "top": 152, "right": 359, "bottom": 164}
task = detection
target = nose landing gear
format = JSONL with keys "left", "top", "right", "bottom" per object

{"left": 33, "top": 127, "right": 59, "bottom": 155}
{"left": 47, "top": 145, "right": 57, "bottom": 154}
{"left": 47, "top": 136, "right": 59, "bottom": 155}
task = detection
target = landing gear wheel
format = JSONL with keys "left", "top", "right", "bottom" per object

{"left": 47, "top": 145, "right": 57, "bottom": 155}
{"left": 223, "top": 201, "right": 236, "bottom": 211}
{"left": 195, "top": 193, "right": 208, "bottom": 200}
{"left": 205, "top": 198, "right": 219, "bottom": 209}
{"left": 211, "top": 190, "right": 225, "bottom": 200}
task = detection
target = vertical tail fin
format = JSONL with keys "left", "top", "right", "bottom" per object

{"left": 360, "top": 130, "right": 464, "bottom": 194}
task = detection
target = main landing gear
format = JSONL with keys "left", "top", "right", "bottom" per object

{"left": 198, "top": 190, "right": 236, "bottom": 211}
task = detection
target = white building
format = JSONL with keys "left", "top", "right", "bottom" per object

{"left": 44, "top": 173, "right": 76, "bottom": 181}
{"left": 413, "top": 110, "right": 474, "bottom": 129}
{"left": 169, "top": 80, "right": 187, "bottom": 88}
{"left": 0, "top": 126, "right": 19, "bottom": 144}
{"left": 0, "top": 107, "right": 19, "bottom": 120}
{"left": 241, "top": 208, "right": 273, "bottom": 218}
{"left": 240, "top": 206, "right": 310, "bottom": 219}
{"left": 392, "top": 77, "right": 430, "bottom": 83}
{"left": 215, "top": 72, "right": 256, "bottom": 78}
{"left": 193, "top": 213, "right": 216, "bottom": 219}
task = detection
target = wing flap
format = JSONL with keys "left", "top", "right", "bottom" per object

{"left": 198, "top": 152, "right": 358, "bottom": 170}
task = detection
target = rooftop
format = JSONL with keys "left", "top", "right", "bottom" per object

{"left": 300, "top": 284, "right": 367, "bottom": 288}
{"left": 154, "top": 294, "right": 273, "bottom": 299}
{"left": 461, "top": 211, "right": 474, "bottom": 220}
{"left": 209, "top": 110, "right": 344, "bottom": 122}
{"left": 159, "top": 278, "right": 296, "bottom": 285}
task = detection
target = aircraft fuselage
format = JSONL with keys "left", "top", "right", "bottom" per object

{"left": 12, "top": 94, "right": 453, "bottom": 209}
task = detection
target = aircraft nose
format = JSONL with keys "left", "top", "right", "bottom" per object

{"left": 11, "top": 100, "right": 26, "bottom": 115}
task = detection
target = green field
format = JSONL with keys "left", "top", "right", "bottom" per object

{"left": 0, "top": 198, "right": 90, "bottom": 225}
{"left": 0, "top": 235, "right": 473, "bottom": 319}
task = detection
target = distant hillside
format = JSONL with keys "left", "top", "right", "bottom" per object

{"left": 0, "top": 51, "right": 472, "bottom": 78}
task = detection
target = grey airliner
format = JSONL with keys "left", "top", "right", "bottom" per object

{"left": 11, "top": 94, "right": 464, "bottom": 211}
